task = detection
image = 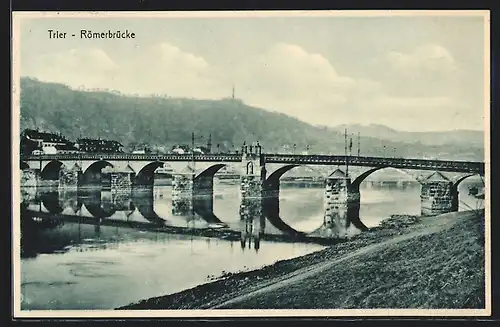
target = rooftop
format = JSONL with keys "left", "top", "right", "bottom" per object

{"left": 328, "top": 169, "right": 347, "bottom": 178}
{"left": 23, "top": 129, "right": 69, "bottom": 143}
{"left": 77, "top": 138, "right": 123, "bottom": 147}
{"left": 423, "top": 171, "right": 451, "bottom": 182}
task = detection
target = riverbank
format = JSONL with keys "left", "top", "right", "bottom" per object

{"left": 118, "top": 210, "right": 485, "bottom": 310}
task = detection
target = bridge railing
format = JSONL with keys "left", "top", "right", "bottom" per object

{"left": 262, "top": 154, "right": 485, "bottom": 174}
{"left": 20, "top": 153, "right": 484, "bottom": 174}
{"left": 21, "top": 153, "right": 243, "bottom": 162}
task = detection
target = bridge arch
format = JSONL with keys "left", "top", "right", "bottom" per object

{"left": 195, "top": 164, "right": 227, "bottom": 179}
{"left": 350, "top": 166, "right": 418, "bottom": 192}
{"left": 20, "top": 161, "right": 30, "bottom": 170}
{"left": 81, "top": 160, "right": 113, "bottom": 186}
{"left": 40, "top": 160, "right": 65, "bottom": 180}
{"left": 451, "top": 173, "right": 484, "bottom": 211}
{"left": 135, "top": 161, "right": 166, "bottom": 186}
{"left": 453, "top": 173, "right": 482, "bottom": 189}
{"left": 264, "top": 164, "right": 324, "bottom": 190}
{"left": 82, "top": 160, "right": 114, "bottom": 175}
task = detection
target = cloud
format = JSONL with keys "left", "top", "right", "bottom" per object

{"left": 116, "top": 42, "right": 221, "bottom": 97}
{"left": 386, "top": 44, "right": 457, "bottom": 74}
{"left": 21, "top": 41, "right": 481, "bottom": 131}
{"left": 26, "top": 47, "right": 119, "bottom": 89}
{"left": 24, "top": 43, "right": 227, "bottom": 98}
{"left": 374, "top": 44, "right": 462, "bottom": 98}
{"left": 233, "top": 43, "right": 356, "bottom": 125}
{"left": 354, "top": 95, "right": 477, "bottom": 131}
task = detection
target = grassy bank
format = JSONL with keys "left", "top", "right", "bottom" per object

{"left": 118, "top": 210, "right": 485, "bottom": 310}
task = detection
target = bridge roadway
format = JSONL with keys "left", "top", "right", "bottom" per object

{"left": 21, "top": 153, "right": 484, "bottom": 174}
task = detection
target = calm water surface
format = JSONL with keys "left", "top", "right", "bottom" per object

{"left": 20, "top": 176, "right": 483, "bottom": 310}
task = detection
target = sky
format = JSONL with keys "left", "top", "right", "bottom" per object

{"left": 16, "top": 12, "right": 488, "bottom": 132}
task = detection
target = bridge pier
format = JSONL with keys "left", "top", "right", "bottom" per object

{"left": 171, "top": 167, "right": 218, "bottom": 216}
{"left": 59, "top": 164, "right": 81, "bottom": 189}
{"left": 239, "top": 142, "right": 266, "bottom": 224}
{"left": 21, "top": 168, "right": 40, "bottom": 188}
{"left": 420, "top": 171, "right": 458, "bottom": 216}
{"left": 322, "top": 169, "right": 365, "bottom": 238}
{"left": 172, "top": 171, "right": 195, "bottom": 216}
{"left": 102, "top": 166, "right": 134, "bottom": 195}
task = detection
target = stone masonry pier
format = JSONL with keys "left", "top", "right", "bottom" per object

{"left": 420, "top": 171, "right": 458, "bottom": 216}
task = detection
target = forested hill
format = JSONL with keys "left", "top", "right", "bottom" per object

{"left": 19, "top": 77, "right": 484, "bottom": 161}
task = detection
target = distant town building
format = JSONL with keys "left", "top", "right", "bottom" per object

{"left": 21, "top": 129, "right": 70, "bottom": 148}
{"left": 21, "top": 129, "right": 79, "bottom": 155}
{"left": 129, "top": 143, "right": 151, "bottom": 154}
{"left": 171, "top": 145, "right": 190, "bottom": 154}
{"left": 54, "top": 143, "right": 80, "bottom": 154}
{"left": 75, "top": 138, "right": 124, "bottom": 153}
{"left": 194, "top": 146, "right": 211, "bottom": 154}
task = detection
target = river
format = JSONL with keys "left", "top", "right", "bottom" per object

{"left": 19, "top": 176, "right": 484, "bottom": 310}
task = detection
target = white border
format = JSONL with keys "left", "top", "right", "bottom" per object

{"left": 11, "top": 10, "right": 491, "bottom": 318}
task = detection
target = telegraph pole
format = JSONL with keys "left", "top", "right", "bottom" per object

{"left": 191, "top": 132, "right": 195, "bottom": 171}
{"left": 357, "top": 132, "right": 360, "bottom": 157}
{"left": 344, "top": 128, "right": 349, "bottom": 176}
{"left": 207, "top": 134, "right": 212, "bottom": 153}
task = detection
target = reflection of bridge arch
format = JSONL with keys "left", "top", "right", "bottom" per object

{"left": 135, "top": 161, "right": 166, "bottom": 186}
{"left": 193, "top": 198, "right": 224, "bottom": 224}
{"left": 312, "top": 203, "right": 368, "bottom": 237}
{"left": 82, "top": 203, "right": 116, "bottom": 219}
{"left": 40, "top": 160, "right": 65, "bottom": 180}
{"left": 40, "top": 191, "right": 64, "bottom": 214}
{"left": 350, "top": 166, "right": 417, "bottom": 192}
{"left": 80, "top": 191, "right": 117, "bottom": 219}
{"left": 262, "top": 196, "right": 305, "bottom": 237}
{"left": 134, "top": 200, "right": 167, "bottom": 226}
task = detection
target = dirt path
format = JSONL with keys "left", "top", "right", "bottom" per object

{"left": 208, "top": 211, "right": 471, "bottom": 309}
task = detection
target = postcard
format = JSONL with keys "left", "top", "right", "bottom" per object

{"left": 12, "top": 10, "right": 490, "bottom": 318}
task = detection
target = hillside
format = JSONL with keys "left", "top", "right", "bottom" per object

{"left": 19, "top": 77, "right": 484, "bottom": 160}
{"left": 331, "top": 124, "right": 484, "bottom": 148}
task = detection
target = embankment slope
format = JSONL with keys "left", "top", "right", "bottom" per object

{"left": 118, "top": 210, "right": 485, "bottom": 310}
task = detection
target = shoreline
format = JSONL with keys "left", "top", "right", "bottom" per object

{"left": 118, "top": 209, "right": 485, "bottom": 310}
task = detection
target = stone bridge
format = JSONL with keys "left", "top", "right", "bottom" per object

{"left": 20, "top": 146, "right": 485, "bottom": 238}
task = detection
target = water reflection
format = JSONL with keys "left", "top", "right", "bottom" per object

{"left": 19, "top": 179, "right": 483, "bottom": 310}
{"left": 20, "top": 186, "right": 337, "bottom": 261}
{"left": 317, "top": 203, "right": 368, "bottom": 239}
{"left": 20, "top": 178, "right": 482, "bottom": 259}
